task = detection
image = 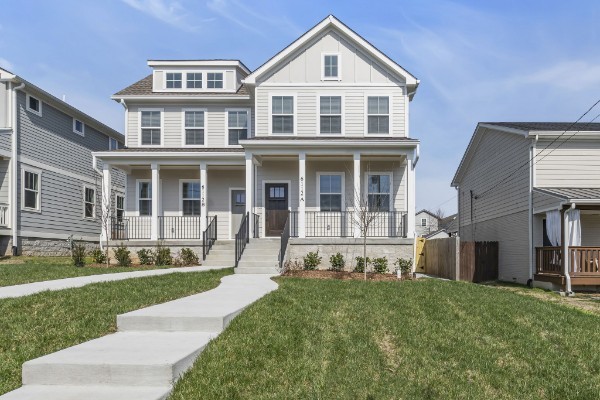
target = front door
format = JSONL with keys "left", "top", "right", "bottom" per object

{"left": 231, "top": 190, "right": 246, "bottom": 238}
{"left": 265, "top": 183, "right": 289, "bottom": 236}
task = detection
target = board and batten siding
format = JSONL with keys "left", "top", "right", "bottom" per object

{"left": 535, "top": 139, "right": 600, "bottom": 188}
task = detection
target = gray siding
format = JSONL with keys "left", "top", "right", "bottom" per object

{"left": 0, "top": 160, "right": 9, "bottom": 204}
{"left": 415, "top": 212, "right": 439, "bottom": 236}
{"left": 532, "top": 191, "right": 562, "bottom": 214}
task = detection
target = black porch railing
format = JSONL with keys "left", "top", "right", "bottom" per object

{"left": 279, "top": 212, "right": 290, "bottom": 271}
{"left": 235, "top": 212, "right": 250, "bottom": 268}
{"left": 158, "top": 216, "right": 202, "bottom": 240}
{"left": 288, "top": 211, "right": 407, "bottom": 238}
{"left": 110, "top": 216, "right": 151, "bottom": 240}
{"left": 203, "top": 215, "right": 217, "bottom": 261}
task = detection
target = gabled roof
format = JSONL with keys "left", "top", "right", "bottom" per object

{"left": 440, "top": 214, "right": 458, "bottom": 233}
{"left": 423, "top": 229, "right": 449, "bottom": 239}
{"left": 483, "top": 122, "right": 600, "bottom": 132}
{"left": 243, "top": 15, "right": 419, "bottom": 93}
{"left": 416, "top": 209, "right": 440, "bottom": 219}
{"left": 113, "top": 75, "right": 250, "bottom": 98}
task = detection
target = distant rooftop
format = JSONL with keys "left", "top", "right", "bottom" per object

{"left": 484, "top": 122, "right": 600, "bottom": 132}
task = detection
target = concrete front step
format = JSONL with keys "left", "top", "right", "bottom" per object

{"left": 22, "top": 332, "right": 213, "bottom": 387}
{"left": 0, "top": 385, "right": 172, "bottom": 400}
{"left": 235, "top": 267, "right": 279, "bottom": 274}
{"left": 237, "top": 260, "right": 279, "bottom": 268}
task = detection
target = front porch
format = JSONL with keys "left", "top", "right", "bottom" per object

{"left": 536, "top": 246, "right": 600, "bottom": 286}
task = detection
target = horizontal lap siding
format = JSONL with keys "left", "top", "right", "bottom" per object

{"left": 256, "top": 160, "right": 299, "bottom": 209}
{"left": 208, "top": 170, "right": 244, "bottom": 240}
{"left": 0, "top": 160, "right": 9, "bottom": 204}
{"left": 581, "top": 214, "right": 600, "bottom": 246}
{"left": 536, "top": 140, "right": 600, "bottom": 187}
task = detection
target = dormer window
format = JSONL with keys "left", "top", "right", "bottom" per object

{"left": 166, "top": 72, "right": 182, "bottom": 89}
{"left": 207, "top": 72, "right": 223, "bottom": 89}
{"left": 186, "top": 72, "right": 202, "bottom": 89}
{"left": 322, "top": 54, "right": 340, "bottom": 80}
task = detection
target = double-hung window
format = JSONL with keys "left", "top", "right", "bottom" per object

{"left": 186, "top": 72, "right": 202, "bottom": 89}
{"left": 227, "top": 110, "right": 248, "bottom": 145}
{"left": 319, "top": 96, "right": 342, "bottom": 134}
{"left": 23, "top": 169, "right": 40, "bottom": 211}
{"left": 271, "top": 96, "right": 294, "bottom": 134}
{"left": 207, "top": 72, "right": 223, "bottom": 89}
{"left": 166, "top": 72, "right": 182, "bottom": 89}
{"left": 140, "top": 110, "right": 161, "bottom": 146}
{"left": 109, "top": 137, "right": 119, "bottom": 150}
{"left": 181, "top": 181, "right": 201, "bottom": 216}
{"left": 73, "top": 119, "right": 84, "bottom": 135}
{"left": 319, "top": 174, "right": 343, "bottom": 212}
{"left": 184, "top": 110, "right": 205, "bottom": 146}
{"left": 367, "top": 96, "right": 390, "bottom": 134}
{"left": 116, "top": 195, "right": 125, "bottom": 221}
{"left": 421, "top": 218, "right": 427, "bottom": 227}
{"left": 323, "top": 54, "right": 339, "bottom": 79}
{"left": 138, "top": 182, "right": 152, "bottom": 216}
{"left": 83, "top": 186, "right": 96, "bottom": 219}
{"left": 367, "top": 174, "right": 391, "bottom": 211}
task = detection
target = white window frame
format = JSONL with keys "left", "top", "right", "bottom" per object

{"left": 317, "top": 94, "right": 344, "bottom": 136}
{"left": 268, "top": 93, "right": 297, "bottom": 135}
{"left": 165, "top": 72, "right": 183, "bottom": 89}
{"left": 321, "top": 53, "right": 342, "bottom": 81}
{"left": 138, "top": 108, "right": 164, "bottom": 147}
{"left": 115, "top": 193, "right": 125, "bottom": 220}
{"left": 364, "top": 95, "right": 393, "bottom": 136}
{"left": 109, "top": 137, "right": 119, "bottom": 150}
{"left": 26, "top": 94, "right": 42, "bottom": 116}
{"left": 83, "top": 185, "right": 96, "bottom": 220}
{"left": 225, "top": 107, "right": 250, "bottom": 147}
{"left": 21, "top": 166, "right": 41, "bottom": 213}
{"left": 181, "top": 108, "right": 207, "bottom": 148}
{"left": 421, "top": 218, "right": 428, "bottom": 227}
{"left": 185, "top": 72, "right": 203, "bottom": 89}
{"left": 73, "top": 118, "right": 85, "bottom": 136}
{"left": 136, "top": 179, "right": 152, "bottom": 216}
{"left": 316, "top": 172, "right": 345, "bottom": 212}
{"left": 206, "top": 71, "right": 224, "bottom": 89}
{"left": 364, "top": 171, "right": 393, "bottom": 212}
{"left": 179, "top": 179, "right": 201, "bottom": 216}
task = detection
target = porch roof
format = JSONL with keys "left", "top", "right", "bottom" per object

{"left": 93, "top": 147, "right": 245, "bottom": 167}
{"left": 534, "top": 187, "right": 600, "bottom": 203}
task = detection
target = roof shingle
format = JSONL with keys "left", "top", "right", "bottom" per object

{"left": 484, "top": 122, "right": 600, "bottom": 132}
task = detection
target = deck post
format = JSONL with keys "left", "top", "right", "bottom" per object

{"left": 200, "top": 162, "right": 207, "bottom": 234}
{"left": 151, "top": 162, "right": 160, "bottom": 241}
{"left": 298, "top": 152, "right": 306, "bottom": 238}
{"left": 101, "top": 163, "right": 112, "bottom": 243}
{"left": 563, "top": 208, "right": 572, "bottom": 293}
{"left": 353, "top": 152, "right": 361, "bottom": 238}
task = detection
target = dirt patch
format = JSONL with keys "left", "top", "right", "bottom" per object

{"left": 282, "top": 270, "right": 413, "bottom": 281}
{"left": 0, "top": 258, "right": 24, "bottom": 265}
{"left": 375, "top": 331, "right": 400, "bottom": 371}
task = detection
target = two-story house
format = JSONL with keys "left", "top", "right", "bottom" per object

{"left": 95, "top": 15, "right": 420, "bottom": 272}
{"left": 415, "top": 209, "right": 441, "bottom": 237}
{"left": 453, "top": 122, "right": 600, "bottom": 293}
{"left": 0, "top": 67, "right": 125, "bottom": 256}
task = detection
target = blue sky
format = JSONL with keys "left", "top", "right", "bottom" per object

{"left": 2, "top": 0, "right": 600, "bottom": 214}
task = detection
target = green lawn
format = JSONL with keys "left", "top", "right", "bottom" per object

{"left": 0, "top": 268, "right": 232, "bottom": 395}
{"left": 0, "top": 257, "right": 177, "bottom": 287}
{"left": 170, "top": 278, "right": 600, "bottom": 400}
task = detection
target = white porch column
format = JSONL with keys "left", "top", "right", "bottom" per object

{"left": 406, "top": 154, "right": 416, "bottom": 239}
{"left": 151, "top": 162, "right": 160, "bottom": 240}
{"left": 245, "top": 153, "right": 253, "bottom": 216}
{"left": 353, "top": 152, "right": 361, "bottom": 238}
{"left": 200, "top": 162, "right": 207, "bottom": 233}
{"left": 563, "top": 209, "right": 572, "bottom": 293}
{"left": 101, "top": 163, "right": 112, "bottom": 243}
{"left": 298, "top": 152, "right": 306, "bottom": 238}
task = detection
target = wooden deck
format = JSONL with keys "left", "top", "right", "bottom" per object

{"left": 536, "top": 246, "right": 600, "bottom": 287}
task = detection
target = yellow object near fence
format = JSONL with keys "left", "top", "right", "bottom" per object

{"left": 415, "top": 237, "right": 426, "bottom": 272}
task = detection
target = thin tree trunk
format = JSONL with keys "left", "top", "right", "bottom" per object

{"left": 363, "top": 232, "right": 367, "bottom": 281}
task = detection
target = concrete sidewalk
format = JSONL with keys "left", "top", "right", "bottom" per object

{"left": 0, "top": 265, "right": 231, "bottom": 299}
{"left": 1, "top": 273, "right": 278, "bottom": 400}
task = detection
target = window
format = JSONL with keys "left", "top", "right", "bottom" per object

{"left": 319, "top": 96, "right": 342, "bottom": 134}
{"left": 207, "top": 72, "right": 223, "bottom": 89}
{"left": 367, "top": 174, "right": 391, "bottom": 211}
{"left": 166, "top": 72, "right": 182, "bottom": 89}
{"left": 227, "top": 110, "right": 248, "bottom": 145}
{"left": 109, "top": 137, "right": 119, "bottom": 150}
{"left": 235, "top": 191, "right": 245, "bottom": 206}
{"left": 323, "top": 54, "right": 339, "bottom": 79}
{"left": 319, "top": 174, "right": 343, "bottom": 212}
{"left": 23, "top": 169, "right": 40, "bottom": 211}
{"left": 186, "top": 72, "right": 203, "bottom": 89}
{"left": 73, "top": 119, "right": 84, "bottom": 135}
{"left": 367, "top": 96, "right": 390, "bottom": 134}
{"left": 138, "top": 181, "right": 152, "bottom": 216}
{"left": 140, "top": 110, "right": 161, "bottom": 146}
{"left": 26, "top": 94, "right": 42, "bottom": 116}
{"left": 181, "top": 181, "right": 200, "bottom": 216}
{"left": 421, "top": 218, "right": 427, "bottom": 227}
{"left": 184, "top": 110, "right": 205, "bottom": 146}
{"left": 271, "top": 96, "right": 294, "bottom": 134}
{"left": 83, "top": 186, "right": 96, "bottom": 219}
{"left": 116, "top": 194, "right": 124, "bottom": 221}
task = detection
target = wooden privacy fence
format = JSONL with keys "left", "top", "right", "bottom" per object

{"left": 422, "top": 237, "right": 498, "bottom": 282}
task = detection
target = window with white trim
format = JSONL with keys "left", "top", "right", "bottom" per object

{"left": 166, "top": 72, "right": 182, "bottom": 89}
{"left": 184, "top": 110, "right": 204, "bottom": 146}
{"left": 272, "top": 96, "right": 294, "bottom": 134}
{"left": 83, "top": 186, "right": 96, "bottom": 219}
{"left": 421, "top": 218, "right": 427, "bottom": 227}
{"left": 367, "top": 96, "right": 390, "bottom": 134}
{"left": 73, "top": 119, "right": 84, "bottom": 135}
{"left": 181, "top": 181, "right": 200, "bottom": 215}
{"left": 319, "top": 96, "right": 342, "bottom": 134}
{"left": 138, "top": 181, "right": 152, "bottom": 216}
{"left": 207, "top": 72, "right": 223, "bottom": 89}
{"left": 109, "top": 137, "right": 119, "bottom": 150}
{"left": 116, "top": 194, "right": 125, "bottom": 221}
{"left": 319, "top": 174, "right": 343, "bottom": 212}
{"left": 140, "top": 110, "right": 161, "bottom": 145}
{"left": 323, "top": 54, "right": 339, "bottom": 79}
{"left": 26, "top": 94, "right": 42, "bottom": 116}
{"left": 186, "top": 72, "right": 202, "bottom": 89}
{"left": 367, "top": 174, "right": 391, "bottom": 211}
{"left": 23, "top": 169, "right": 40, "bottom": 211}
{"left": 227, "top": 110, "right": 248, "bottom": 145}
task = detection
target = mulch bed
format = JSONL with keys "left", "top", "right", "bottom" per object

{"left": 282, "top": 270, "right": 414, "bottom": 281}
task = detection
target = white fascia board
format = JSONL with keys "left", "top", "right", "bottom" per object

{"left": 239, "top": 139, "right": 419, "bottom": 148}
{"left": 529, "top": 130, "right": 600, "bottom": 138}
{"left": 147, "top": 60, "right": 251, "bottom": 74}
{"left": 93, "top": 151, "right": 245, "bottom": 161}
{"left": 111, "top": 95, "right": 251, "bottom": 101}
{"left": 478, "top": 123, "right": 529, "bottom": 137}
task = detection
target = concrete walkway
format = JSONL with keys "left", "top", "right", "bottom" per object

{"left": 1, "top": 273, "right": 278, "bottom": 399}
{"left": 0, "top": 265, "right": 231, "bottom": 299}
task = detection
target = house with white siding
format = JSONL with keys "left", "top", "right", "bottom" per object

{"left": 0, "top": 67, "right": 125, "bottom": 256}
{"left": 94, "top": 15, "right": 420, "bottom": 272}
{"left": 452, "top": 122, "right": 600, "bottom": 292}
{"left": 415, "top": 209, "right": 441, "bottom": 237}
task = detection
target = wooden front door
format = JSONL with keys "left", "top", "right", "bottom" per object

{"left": 265, "top": 183, "right": 289, "bottom": 237}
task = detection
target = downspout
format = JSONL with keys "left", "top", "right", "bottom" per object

{"left": 527, "top": 136, "right": 537, "bottom": 286}
{"left": 413, "top": 143, "right": 420, "bottom": 167}
{"left": 11, "top": 82, "right": 25, "bottom": 255}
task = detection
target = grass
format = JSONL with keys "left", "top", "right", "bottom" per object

{"left": 0, "top": 256, "right": 179, "bottom": 287}
{"left": 170, "top": 278, "right": 600, "bottom": 400}
{"left": 0, "top": 267, "right": 232, "bottom": 395}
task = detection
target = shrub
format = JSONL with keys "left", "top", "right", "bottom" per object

{"left": 154, "top": 242, "right": 172, "bottom": 266}
{"left": 354, "top": 256, "right": 370, "bottom": 273}
{"left": 90, "top": 248, "right": 106, "bottom": 264}
{"left": 180, "top": 248, "right": 199, "bottom": 266}
{"left": 303, "top": 251, "right": 322, "bottom": 270}
{"left": 372, "top": 257, "right": 389, "bottom": 274}
{"left": 394, "top": 257, "right": 413, "bottom": 276}
{"left": 114, "top": 244, "right": 131, "bottom": 267}
{"left": 71, "top": 242, "right": 86, "bottom": 268}
{"left": 329, "top": 252, "right": 345, "bottom": 272}
{"left": 137, "top": 248, "right": 154, "bottom": 265}
{"left": 283, "top": 259, "right": 303, "bottom": 273}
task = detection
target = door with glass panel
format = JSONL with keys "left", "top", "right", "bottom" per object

{"left": 265, "top": 183, "right": 288, "bottom": 236}
{"left": 231, "top": 190, "right": 246, "bottom": 238}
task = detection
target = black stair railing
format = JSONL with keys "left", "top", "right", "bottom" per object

{"left": 279, "top": 213, "right": 290, "bottom": 271}
{"left": 202, "top": 215, "right": 217, "bottom": 261}
{"left": 235, "top": 212, "right": 250, "bottom": 268}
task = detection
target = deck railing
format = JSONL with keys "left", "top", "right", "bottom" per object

{"left": 569, "top": 247, "right": 600, "bottom": 276}
{"left": 111, "top": 216, "right": 152, "bottom": 240}
{"left": 203, "top": 215, "right": 217, "bottom": 260}
{"left": 158, "top": 216, "right": 202, "bottom": 240}
{"left": 536, "top": 246, "right": 562, "bottom": 274}
{"left": 235, "top": 212, "right": 250, "bottom": 268}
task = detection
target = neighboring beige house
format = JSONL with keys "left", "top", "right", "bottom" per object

{"left": 94, "top": 15, "right": 421, "bottom": 272}
{"left": 452, "top": 122, "right": 600, "bottom": 293}
{"left": 415, "top": 209, "right": 440, "bottom": 236}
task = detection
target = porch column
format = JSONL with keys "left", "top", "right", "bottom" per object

{"left": 563, "top": 209, "right": 572, "bottom": 293}
{"left": 245, "top": 153, "right": 253, "bottom": 216}
{"left": 353, "top": 152, "right": 361, "bottom": 238}
{"left": 101, "top": 163, "right": 112, "bottom": 243}
{"left": 298, "top": 152, "right": 306, "bottom": 238}
{"left": 200, "top": 162, "right": 207, "bottom": 233}
{"left": 151, "top": 162, "right": 160, "bottom": 240}
{"left": 406, "top": 154, "right": 416, "bottom": 239}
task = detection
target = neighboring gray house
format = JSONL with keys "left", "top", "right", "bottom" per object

{"left": 415, "top": 209, "right": 440, "bottom": 236}
{"left": 452, "top": 122, "right": 600, "bottom": 292}
{"left": 440, "top": 213, "right": 458, "bottom": 236}
{"left": 0, "top": 67, "right": 125, "bottom": 255}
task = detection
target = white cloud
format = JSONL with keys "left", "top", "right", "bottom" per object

{"left": 0, "top": 57, "right": 14, "bottom": 71}
{"left": 121, "top": 0, "right": 211, "bottom": 32}
{"left": 506, "top": 60, "right": 600, "bottom": 91}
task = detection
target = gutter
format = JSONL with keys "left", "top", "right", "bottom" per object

{"left": 11, "top": 81, "right": 25, "bottom": 255}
